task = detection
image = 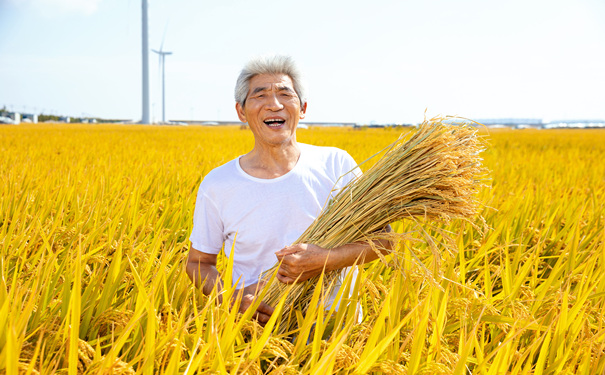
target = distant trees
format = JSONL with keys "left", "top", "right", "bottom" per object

{"left": 38, "top": 114, "right": 62, "bottom": 122}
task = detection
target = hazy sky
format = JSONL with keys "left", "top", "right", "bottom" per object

{"left": 1, "top": 0, "right": 604, "bottom": 124}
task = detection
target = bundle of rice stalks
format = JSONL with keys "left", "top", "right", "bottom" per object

{"left": 263, "top": 116, "right": 487, "bottom": 333}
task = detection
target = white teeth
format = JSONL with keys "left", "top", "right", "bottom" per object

{"left": 264, "top": 119, "right": 285, "bottom": 127}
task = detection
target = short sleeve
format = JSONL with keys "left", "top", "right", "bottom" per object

{"left": 189, "top": 185, "right": 225, "bottom": 254}
{"left": 334, "top": 150, "right": 363, "bottom": 191}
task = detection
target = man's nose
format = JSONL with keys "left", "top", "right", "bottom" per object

{"left": 265, "top": 93, "right": 284, "bottom": 111}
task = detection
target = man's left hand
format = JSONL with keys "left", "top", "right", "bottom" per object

{"left": 274, "top": 244, "right": 330, "bottom": 284}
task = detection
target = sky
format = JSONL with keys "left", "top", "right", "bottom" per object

{"left": 1, "top": 0, "right": 604, "bottom": 124}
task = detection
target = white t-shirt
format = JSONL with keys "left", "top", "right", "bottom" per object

{"left": 190, "top": 143, "right": 361, "bottom": 288}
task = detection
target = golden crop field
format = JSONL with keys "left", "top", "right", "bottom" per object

{"left": 1, "top": 124, "right": 604, "bottom": 374}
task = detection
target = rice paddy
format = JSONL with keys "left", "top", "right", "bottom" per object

{"left": 1, "top": 123, "right": 604, "bottom": 374}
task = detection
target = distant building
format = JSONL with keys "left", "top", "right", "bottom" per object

{"left": 22, "top": 113, "right": 38, "bottom": 123}
{"left": 0, "top": 116, "right": 14, "bottom": 124}
{"left": 0, "top": 111, "right": 21, "bottom": 124}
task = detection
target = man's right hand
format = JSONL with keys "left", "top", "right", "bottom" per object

{"left": 237, "top": 294, "right": 274, "bottom": 325}
{"left": 233, "top": 282, "right": 274, "bottom": 325}
{"left": 186, "top": 249, "right": 274, "bottom": 325}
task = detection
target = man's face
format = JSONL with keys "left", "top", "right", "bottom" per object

{"left": 236, "top": 73, "right": 307, "bottom": 148}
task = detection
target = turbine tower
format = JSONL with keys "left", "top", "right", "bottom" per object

{"left": 141, "top": 0, "right": 151, "bottom": 124}
{"left": 152, "top": 47, "right": 172, "bottom": 123}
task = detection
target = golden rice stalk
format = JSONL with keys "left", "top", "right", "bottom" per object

{"left": 263, "top": 116, "right": 487, "bottom": 333}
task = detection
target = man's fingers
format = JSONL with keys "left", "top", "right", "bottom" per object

{"left": 277, "top": 267, "right": 310, "bottom": 284}
{"left": 251, "top": 302, "right": 274, "bottom": 326}
{"left": 255, "top": 311, "right": 271, "bottom": 325}
{"left": 237, "top": 295, "right": 254, "bottom": 314}
{"left": 275, "top": 248, "right": 297, "bottom": 259}
{"left": 277, "top": 264, "right": 297, "bottom": 282}
{"left": 257, "top": 301, "right": 275, "bottom": 316}
{"left": 237, "top": 295, "right": 275, "bottom": 325}
{"left": 276, "top": 273, "right": 295, "bottom": 284}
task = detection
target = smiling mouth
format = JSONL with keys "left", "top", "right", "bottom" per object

{"left": 264, "top": 119, "right": 286, "bottom": 128}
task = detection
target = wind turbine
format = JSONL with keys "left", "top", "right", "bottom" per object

{"left": 141, "top": 0, "right": 151, "bottom": 124}
{"left": 152, "top": 41, "right": 172, "bottom": 124}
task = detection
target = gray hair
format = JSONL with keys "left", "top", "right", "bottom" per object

{"left": 234, "top": 55, "right": 307, "bottom": 107}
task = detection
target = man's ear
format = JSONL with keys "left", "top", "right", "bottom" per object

{"left": 299, "top": 102, "right": 307, "bottom": 119}
{"left": 236, "top": 102, "right": 247, "bottom": 123}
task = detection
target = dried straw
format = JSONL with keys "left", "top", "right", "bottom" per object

{"left": 262, "top": 116, "right": 487, "bottom": 333}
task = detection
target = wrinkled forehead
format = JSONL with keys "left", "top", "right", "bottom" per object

{"left": 247, "top": 73, "right": 296, "bottom": 95}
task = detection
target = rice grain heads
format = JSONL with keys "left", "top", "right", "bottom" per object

{"left": 263, "top": 116, "right": 488, "bottom": 333}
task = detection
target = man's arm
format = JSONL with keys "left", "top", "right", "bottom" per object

{"left": 185, "top": 248, "right": 223, "bottom": 295}
{"left": 185, "top": 247, "right": 274, "bottom": 324}
{"left": 274, "top": 225, "right": 394, "bottom": 284}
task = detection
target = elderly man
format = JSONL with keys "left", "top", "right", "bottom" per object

{"left": 186, "top": 55, "right": 391, "bottom": 324}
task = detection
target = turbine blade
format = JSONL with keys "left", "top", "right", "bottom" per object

{"left": 159, "top": 20, "right": 169, "bottom": 52}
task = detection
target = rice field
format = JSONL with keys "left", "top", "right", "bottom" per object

{"left": 1, "top": 124, "right": 604, "bottom": 374}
